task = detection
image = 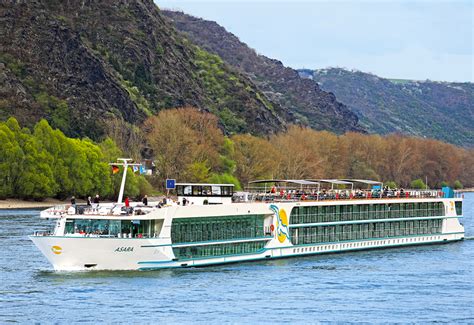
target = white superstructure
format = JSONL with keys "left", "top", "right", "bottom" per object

{"left": 31, "top": 177, "right": 465, "bottom": 271}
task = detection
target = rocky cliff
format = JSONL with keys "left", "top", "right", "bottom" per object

{"left": 300, "top": 68, "right": 473, "bottom": 147}
{"left": 162, "top": 10, "right": 364, "bottom": 134}
{"left": 1, "top": 0, "right": 289, "bottom": 142}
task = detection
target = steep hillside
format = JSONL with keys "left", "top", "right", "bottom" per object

{"left": 299, "top": 68, "right": 474, "bottom": 147}
{"left": 162, "top": 10, "right": 363, "bottom": 134}
{"left": 0, "top": 0, "right": 288, "bottom": 143}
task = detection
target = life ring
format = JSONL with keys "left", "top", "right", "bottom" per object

{"left": 270, "top": 224, "right": 275, "bottom": 231}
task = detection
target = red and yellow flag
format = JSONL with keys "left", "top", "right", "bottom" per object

{"left": 112, "top": 165, "right": 119, "bottom": 174}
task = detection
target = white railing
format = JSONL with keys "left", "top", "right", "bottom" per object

{"left": 237, "top": 188, "right": 451, "bottom": 203}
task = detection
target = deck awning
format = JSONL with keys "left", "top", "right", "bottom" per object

{"left": 248, "top": 179, "right": 320, "bottom": 186}
{"left": 306, "top": 179, "right": 354, "bottom": 189}
{"left": 340, "top": 179, "right": 382, "bottom": 185}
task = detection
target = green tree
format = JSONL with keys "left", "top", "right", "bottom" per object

{"left": 453, "top": 180, "right": 463, "bottom": 189}
{"left": 185, "top": 162, "right": 210, "bottom": 183}
{"left": 16, "top": 136, "right": 57, "bottom": 199}
{"left": 137, "top": 176, "right": 154, "bottom": 197}
{"left": 208, "top": 173, "right": 241, "bottom": 190}
{"left": 384, "top": 181, "right": 398, "bottom": 189}
{"left": 410, "top": 179, "right": 427, "bottom": 189}
{"left": 0, "top": 121, "right": 23, "bottom": 198}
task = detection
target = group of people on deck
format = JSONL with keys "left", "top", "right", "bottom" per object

{"left": 264, "top": 186, "right": 423, "bottom": 201}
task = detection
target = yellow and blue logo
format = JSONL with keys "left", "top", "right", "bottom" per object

{"left": 270, "top": 204, "right": 290, "bottom": 243}
{"left": 51, "top": 245, "right": 62, "bottom": 255}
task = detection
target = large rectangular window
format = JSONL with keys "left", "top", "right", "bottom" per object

{"left": 171, "top": 215, "right": 266, "bottom": 244}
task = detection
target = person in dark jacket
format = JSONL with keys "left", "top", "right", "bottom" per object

{"left": 71, "top": 196, "right": 76, "bottom": 213}
{"left": 142, "top": 195, "right": 148, "bottom": 206}
{"left": 93, "top": 194, "right": 100, "bottom": 211}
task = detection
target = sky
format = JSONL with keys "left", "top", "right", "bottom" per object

{"left": 155, "top": 0, "right": 473, "bottom": 82}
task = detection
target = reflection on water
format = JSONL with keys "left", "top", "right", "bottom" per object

{"left": 1, "top": 193, "right": 473, "bottom": 323}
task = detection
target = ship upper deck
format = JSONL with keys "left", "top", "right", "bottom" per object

{"left": 236, "top": 179, "right": 460, "bottom": 203}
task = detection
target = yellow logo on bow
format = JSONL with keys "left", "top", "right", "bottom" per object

{"left": 51, "top": 245, "right": 62, "bottom": 255}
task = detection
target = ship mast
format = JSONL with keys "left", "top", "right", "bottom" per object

{"left": 110, "top": 158, "right": 142, "bottom": 203}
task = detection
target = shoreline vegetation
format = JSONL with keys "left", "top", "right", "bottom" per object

{"left": 1, "top": 109, "right": 473, "bottom": 203}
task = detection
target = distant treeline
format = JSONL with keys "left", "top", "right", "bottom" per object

{"left": 1, "top": 110, "right": 472, "bottom": 200}
{"left": 0, "top": 118, "right": 151, "bottom": 200}
{"left": 143, "top": 108, "right": 474, "bottom": 190}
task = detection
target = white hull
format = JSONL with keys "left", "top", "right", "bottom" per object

{"left": 31, "top": 222, "right": 464, "bottom": 271}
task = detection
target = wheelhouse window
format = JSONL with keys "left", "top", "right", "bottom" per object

{"left": 176, "top": 184, "right": 234, "bottom": 197}
{"left": 192, "top": 186, "right": 202, "bottom": 196}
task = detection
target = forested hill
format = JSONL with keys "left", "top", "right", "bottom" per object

{"left": 162, "top": 10, "right": 363, "bottom": 134}
{"left": 0, "top": 0, "right": 294, "bottom": 145}
{"left": 299, "top": 68, "right": 474, "bottom": 147}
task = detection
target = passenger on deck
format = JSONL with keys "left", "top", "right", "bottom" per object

{"left": 86, "top": 196, "right": 92, "bottom": 206}
{"left": 93, "top": 194, "right": 100, "bottom": 211}
{"left": 71, "top": 196, "right": 77, "bottom": 213}
{"left": 125, "top": 196, "right": 130, "bottom": 207}
{"left": 142, "top": 195, "right": 148, "bottom": 206}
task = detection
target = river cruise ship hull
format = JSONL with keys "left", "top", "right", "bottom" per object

{"left": 31, "top": 194, "right": 464, "bottom": 271}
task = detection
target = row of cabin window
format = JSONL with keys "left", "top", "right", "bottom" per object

{"left": 176, "top": 185, "right": 234, "bottom": 197}
{"left": 290, "top": 202, "right": 445, "bottom": 224}
{"left": 171, "top": 215, "right": 265, "bottom": 244}
{"left": 289, "top": 219, "right": 443, "bottom": 245}
{"left": 172, "top": 240, "right": 266, "bottom": 259}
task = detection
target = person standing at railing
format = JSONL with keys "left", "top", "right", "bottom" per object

{"left": 93, "top": 194, "right": 100, "bottom": 212}
{"left": 71, "top": 196, "right": 77, "bottom": 213}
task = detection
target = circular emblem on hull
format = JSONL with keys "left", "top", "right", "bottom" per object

{"left": 51, "top": 245, "right": 62, "bottom": 255}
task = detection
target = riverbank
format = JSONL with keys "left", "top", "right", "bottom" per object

{"left": 457, "top": 188, "right": 474, "bottom": 193}
{"left": 0, "top": 198, "right": 71, "bottom": 210}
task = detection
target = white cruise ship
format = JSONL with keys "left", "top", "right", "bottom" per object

{"left": 31, "top": 162, "right": 464, "bottom": 271}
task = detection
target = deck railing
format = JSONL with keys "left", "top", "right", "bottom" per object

{"left": 237, "top": 188, "right": 460, "bottom": 203}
